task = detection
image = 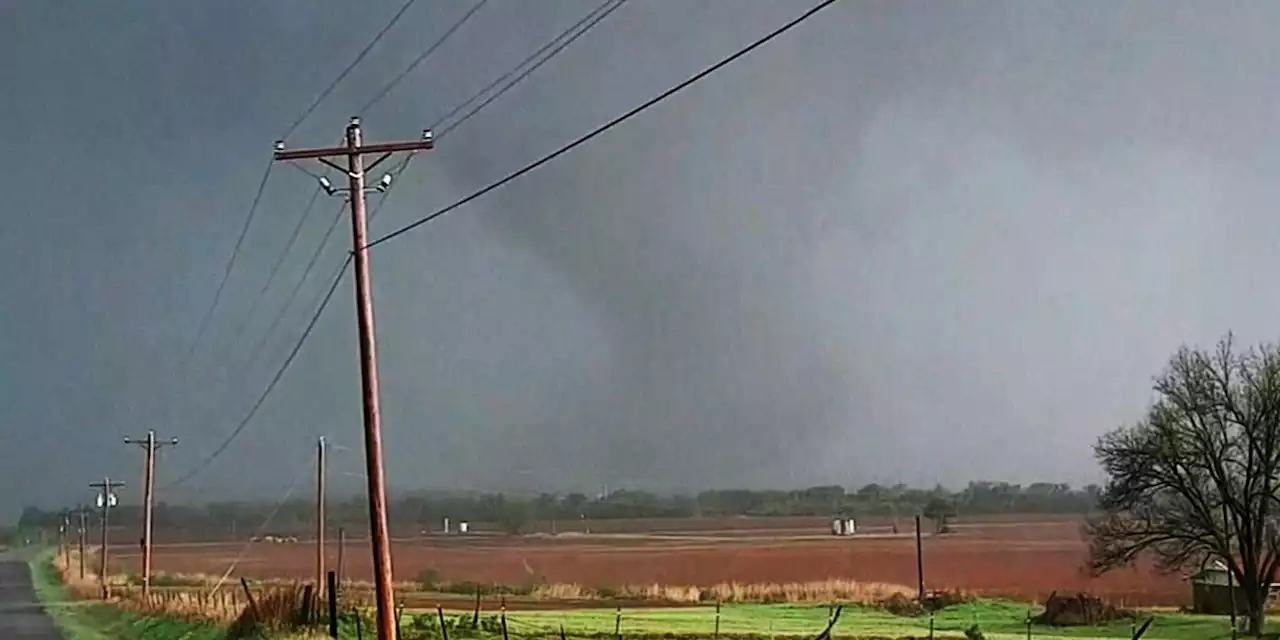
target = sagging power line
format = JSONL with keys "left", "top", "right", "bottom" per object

{"left": 281, "top": 0, "right": 422, "bottom": 140}
{"left": 224, "top": 186, "right": 326, "bottom": 354}
{"left": 436, "top": 0, "right": 629, "bottom": 140}
{"left": 428, "top": 0, "right": 622, "bottom": 134}
{"left": 359, "top": 0, "right": 491, "bottom": 115}
{"left": 366, "top": 0, "right": 842, "bottom": 249}
{"left": 161, "top": 254, "right": 351, "bottom": 492}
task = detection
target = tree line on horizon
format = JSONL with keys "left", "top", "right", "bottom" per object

{"left": 15, "top": 335, "right": 1280, "bottom": 632}
{"left": 8, "top": 479, "right": 1100, "bottom": 540}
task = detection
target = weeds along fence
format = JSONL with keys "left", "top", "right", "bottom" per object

{"left": 51, "top": 550, "right": 1164, "bottom": 640}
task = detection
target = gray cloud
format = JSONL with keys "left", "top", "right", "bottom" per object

{"left": 4, "top": 0, "right": 1280, "bottom": 517}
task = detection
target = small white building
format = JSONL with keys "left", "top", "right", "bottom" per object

{"left": 830, "top": 518, "right": 858, "bottom": 536}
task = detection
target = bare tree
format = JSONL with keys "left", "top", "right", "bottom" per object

{"left": 1088, "top": 335, "right": 1280, "bottom": 635}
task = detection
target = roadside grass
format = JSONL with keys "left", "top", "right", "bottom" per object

{"left": 27, "top": 550, "right": 223, "bottom": 640}
{"left": 414, "top": 600, "right": 1249, "bottom": 640}
{"left": 28, "top": 548, "right": 1262, "bottom": 640}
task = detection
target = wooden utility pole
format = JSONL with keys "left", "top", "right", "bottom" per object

{"left": 124, "top": 430, "right": 178, "bottom": 599}
{"left": 337, "top": 526, "right": 346, "bottom": 588}
{"left": 317, "top": 436, "right": 327, "bottom": 593}
{"left": 90, "top": 478, "right": 125, "bottom": 599}
{"left": 274, "top": 117, "right": 434, "bottom": 639}
{"left": 914, "top": 514, "right": 924, "bottom": 602}
{"left": 59, "top": 510, "right": 69, "bottom": 562}
{"left": 76, "top": 506, "right": 88, "bottom": 580}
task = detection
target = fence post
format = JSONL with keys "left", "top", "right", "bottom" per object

{"left": 438, "top": 605, "right": 449, "bottom": 640}
{"left": 301, "top": 584, "right": 315, "bottom": 625}
{"left": 240, "top": 577, "right": 257, "bottom": 622}
{"left": 328, "top": 571, "right": 339, "bottom": 638}
{"left": 714, "top": 600, "right": 721, "bottom": 639}
{"left": 615, "top": 606, "right": 621, "bottom": 640}
{"left": 501, "top": 598, "right": 509, "bottom": 640}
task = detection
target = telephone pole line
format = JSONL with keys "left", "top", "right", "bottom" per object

{"left": 274, "top": 117, "right": 433, "bottom": 639}
{"left": 58, "top": 510, "right": 70, "bottom": 563}
{"left": 317, "top": 436, "right": 327, "bottom": 594}
{"left": 76, "top": 506, "right": 88, "bottom": 580}
{"left": 125, "top": 430, "right": 178, "bottom": 599}
{"left": 89, "top": 477, "right": 125, "bottom": 599}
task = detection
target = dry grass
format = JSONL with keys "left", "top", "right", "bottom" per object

{"left": 86, "top": 551, "right": 912, "bottom": 611}
{"left": 226, "top": 584, "right": 321, "bottom": 636}
{"left": 531, "top": 579, "right": 915, "bottom": 604}
{"left": 709, "top": 579, "right": 915, "bottom": 604}
{"left": 55, "top": 548, "right": 324, "bottom": 629}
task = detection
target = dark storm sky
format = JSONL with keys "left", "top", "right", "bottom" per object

{"left": 4, "top": 0, "right": 1280, "bottom": 518}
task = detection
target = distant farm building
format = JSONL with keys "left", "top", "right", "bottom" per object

{"left": 1189, "top": 563, "right": 1278, "bottom": 615}
{"left": 830, "top": 518, "right": 857, "bottom": 536}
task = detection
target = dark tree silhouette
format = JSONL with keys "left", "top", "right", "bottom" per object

{"left": 1088, "top": 335, "right": 1280, "bottom": 635}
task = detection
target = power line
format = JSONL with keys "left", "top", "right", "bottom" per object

{"left": 244, "top": 169, "right": 406, "bottom": 379}
{"left": 180, "top": 189, "right": 336, "bottom": 449}
{"left": 360, "top": 147, "right": 424, "bottom": 233}
{"left": 193, "top": 175, "right": 410, "bottom": 451}
{"left": 280, "top": 0, "right": 421, "bottom": 140}
{"left": 366, "top": 0, "right": 842, "bottom": 249}
{"left": 357, "top": 0, "right": 619, "bottom": 242}
{"left": 225, "top": 186, "right": 325, "bottom": 352}
{"left": 178, "top": 161, "right": 273, "bottom": 371}
{"left": 162, "top": 254, "right": 353, "bottom": 491}
{"left": 170, "top": 160, "right": 275, "bottom": 435}
{"left": 244, "top": 202, "right": 349, "bottom": 368}
{"left": 359, "top": 0, "right": 490, "bottom": 114}
{"left": 436, "top": 0, "right": 627, "bottom": 139}
{"left": 428, "top": 0, "right": 619, "bottom": 133}
{"left": 205, "top": 452, "right": 316, "bottom": 596}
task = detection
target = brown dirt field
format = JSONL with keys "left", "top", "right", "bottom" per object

{"left": 116, "top": 515, "right": 1188, "bottom": 607}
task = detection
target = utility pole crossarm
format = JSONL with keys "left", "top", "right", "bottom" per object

{"left": 273, "top": 137, "right": 434, "bottom": 162}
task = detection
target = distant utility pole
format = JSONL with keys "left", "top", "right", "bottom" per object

{"left": 89, "top": 477, "right": 125, "bottom": 599}
{"left": 317, "top": 436, "right": 327, "bottom": 594}
{"left": 337, "top": 526, "right": 346, "bottom": 589}
{"left": 124, "top": 430, "right": 178, "bottom": 599}
{"left": 914, "top": 514, "right": 924, "bottom": 602}
{"left": 59, "top": 510, "right": 70, "bottom": 562}
{"left": 76, "top": 506, "right": 88, "bottom": 580}
{"left": 274, "top": 117, "right": 434, "bottom": 639}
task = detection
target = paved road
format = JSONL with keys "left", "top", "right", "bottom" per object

{"left": 0, "top": 559, "right": 62, "bottom": 639}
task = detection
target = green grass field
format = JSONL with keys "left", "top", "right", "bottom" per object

{"left": 26, "top": 553, "right": 224, "bottom": 640}
{"left": 21, "top": 547, "right": 1267, "bottom": 640}
{"left": 419, "top": 600, "right": 1254, "bottom": 640}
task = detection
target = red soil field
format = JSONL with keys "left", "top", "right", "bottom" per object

{"left": 116, "top": 515, "right": 1188, "bottom": 607}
